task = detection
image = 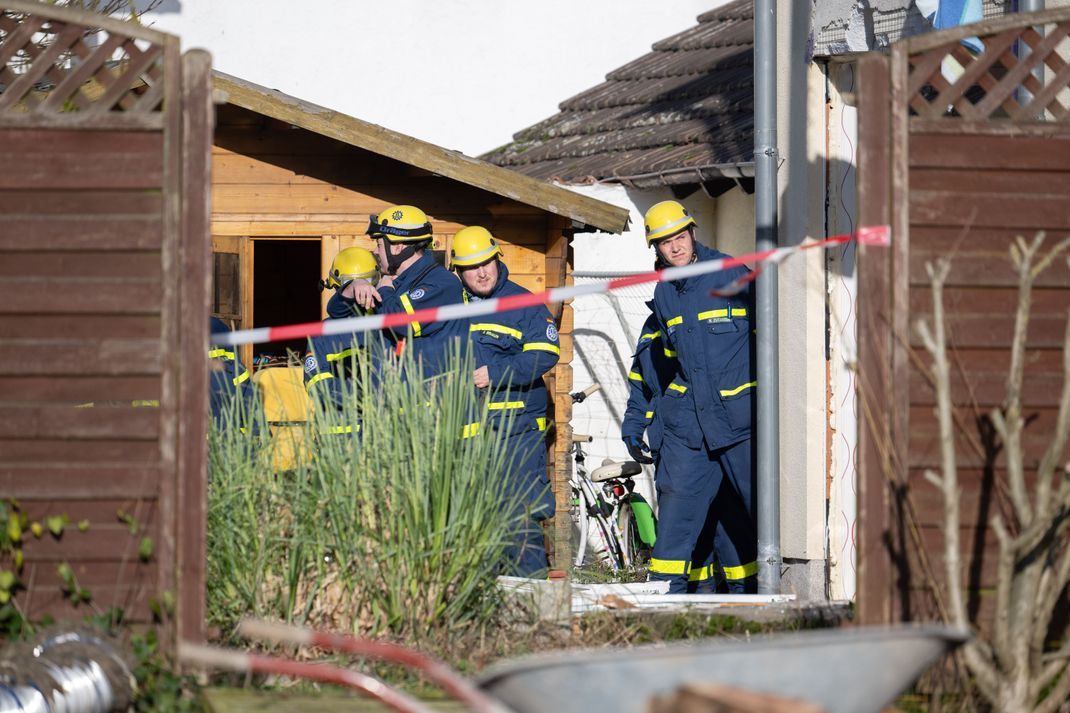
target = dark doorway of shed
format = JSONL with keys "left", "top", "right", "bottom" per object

{"left": 253, "top": 239, "right": 320, "bottom": 361}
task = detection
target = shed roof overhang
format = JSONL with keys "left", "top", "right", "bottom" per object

{"left": 212, "top": 71, "right": 630, "bottom": 234}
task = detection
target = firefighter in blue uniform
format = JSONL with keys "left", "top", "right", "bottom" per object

{"left": 621, "top": 304, "right": 723, "bottom": 592}
{"left": 452, "top": 226, "right": 560, "bottom": 577}
{"left": 209, "top": 316, "right": 257, "bottom": 432}
{"left": 645, "top": 200, "right": 757, "bottom": 594}
{"left": 304, "top": 247, "right": 382, "bottom": 435}
{"left": 332, "top": 204, "right": 466, "bottom": 378}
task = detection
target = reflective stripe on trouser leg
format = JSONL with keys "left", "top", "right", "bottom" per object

{"left": 648, "top": 430, "right": 719, "bottom": 594}
{"left": 687, "top": 506, "right": 720, "bottom": 594}
{"left": 503, "top": 426, "right": 552, "bottom": 577}
{"left": 711, "top": 437, "right": 757, "bottom": 593}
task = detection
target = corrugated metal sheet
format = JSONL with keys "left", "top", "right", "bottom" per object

{"left": 483, "top": 0, "right": 754, "bottom": 188}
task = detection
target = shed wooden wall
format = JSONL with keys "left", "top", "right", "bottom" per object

{"left": 211, "top": 104, "right": 576, "bottom": 564}
{"left": 856, "top": 54, "right": 1070, "bottom": 628}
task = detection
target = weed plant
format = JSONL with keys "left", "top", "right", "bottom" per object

{"left": 207, "top": 341, "right": 535, "bottom": 644}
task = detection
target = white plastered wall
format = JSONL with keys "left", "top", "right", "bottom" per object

{"left": 825, "top": 61, "right": 860, "bottom": 601}
{"left": 776, "top": 1, "right": 829, "bottom": 585}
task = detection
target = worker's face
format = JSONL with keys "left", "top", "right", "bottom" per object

{"left": 655, "top": 229, "right": 695, "bottom": 267}
{"left": 458, "top": 258, "right": 500, "bottom": 298}
{"left": 372, "top": 237, "right": 405, "bottom": 272}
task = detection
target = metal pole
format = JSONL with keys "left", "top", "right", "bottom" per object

{"left": 754, "top": 0, "right": 781, "bottom": 594}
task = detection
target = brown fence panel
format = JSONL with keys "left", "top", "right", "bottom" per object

{"left": 0, "top": 3, "right": 210, "bottom": 643}
{"left": 856, "top": 8, "right": 1070, "bottom": 628}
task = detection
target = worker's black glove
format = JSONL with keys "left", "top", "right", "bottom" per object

{"left": 624, "top": 435, "right": 654, "bottom": 465}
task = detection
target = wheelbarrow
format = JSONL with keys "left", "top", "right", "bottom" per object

{"left": 182, "top": 621, "right": 967, "bottom": 713}
{"left": 477, "top": 625, "right": 969, "bottom": 713}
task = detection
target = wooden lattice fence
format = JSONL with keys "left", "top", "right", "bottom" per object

{"left": 856, "top": 8, "right": 1070, "bottom": 628}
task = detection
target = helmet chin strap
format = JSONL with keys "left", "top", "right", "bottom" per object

{"left": 383, "top": 239, "right": 427, "bottom": 275}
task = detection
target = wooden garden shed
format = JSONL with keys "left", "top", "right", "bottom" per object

{"left": 208, "top": 72, "right": 629, "bottom": 563}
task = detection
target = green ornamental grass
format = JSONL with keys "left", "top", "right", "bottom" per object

{"left": 207, "top": 341, "right": 537, "bottom": 642}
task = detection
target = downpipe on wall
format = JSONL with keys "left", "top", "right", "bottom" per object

{"left": 754, "top": 0, "right": 781, "bottom": 594}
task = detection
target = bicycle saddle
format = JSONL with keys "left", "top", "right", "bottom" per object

{"left": 590, "top": 459, "right": 643, "bottom": 483}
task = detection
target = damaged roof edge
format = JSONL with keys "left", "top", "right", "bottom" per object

{"left": 211, "top": 71, "right": 630, "bottom": 234}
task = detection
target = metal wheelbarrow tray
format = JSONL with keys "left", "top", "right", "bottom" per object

{"left": 477, "top": 625, "right": 968, "bottom": 713}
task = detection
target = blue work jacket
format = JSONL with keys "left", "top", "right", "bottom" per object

{"left": 466, "top": 262, "right": 560, "bottom": 434}
{"left": 621, "top": 308, "right": 678, "bottom": 452}
{"left": 376, "top": 251, "right": 467, "bottom": 377}
{"left": 653, "top": 242, "right": 756, "bottom": 451}
{"left": 209, "top": 317, "right": 257, "bottom": 431}
{"left": 303, "top": 332, "right": 372, "bottom": 409}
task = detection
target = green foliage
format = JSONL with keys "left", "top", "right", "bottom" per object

{"left": 129, "top": 628, "right": 199, "bottom": 713}
{"left": 206, "top": 342, "right": 532, "bottom": 641}
{"left": 57, "top": 561, "right": 91, "bottom": 604}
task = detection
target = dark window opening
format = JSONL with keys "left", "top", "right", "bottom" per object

{"left": 253, "top": 240, "right": 321, "bottom": 362}
{"left": 212, "top": 252, "right": 240, "bottom": 322}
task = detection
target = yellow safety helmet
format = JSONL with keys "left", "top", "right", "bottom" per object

{"left": 450, "top": 226, "right": 502, "bottom": 268}
{"left": 322, "top": 247, "right": 379, "bottom": 291}
{"left": 366, "top": 204, "right": 433, "bottom": 243}
{"left": 644, "top": 200, "right": 696, "bottom": 243}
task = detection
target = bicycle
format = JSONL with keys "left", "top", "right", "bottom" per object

{"left": 568, "top": 383, "right": 657, "bottom": 572}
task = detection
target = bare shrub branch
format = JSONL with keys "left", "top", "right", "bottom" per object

{"left": 918, "top": 233, "right": 1070, "bottom": 712}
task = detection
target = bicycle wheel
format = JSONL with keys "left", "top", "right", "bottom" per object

{"left": 571, "top": 484, "right": 589, "bottom": 567}
{"left": 577, "top": 479, "right": 624, "bottom": 569}
{"left": 618, "top": 502, "right": 652, "bottom": 568}
{"left": 589, "top": 509, "right": 624, "bottom": 571}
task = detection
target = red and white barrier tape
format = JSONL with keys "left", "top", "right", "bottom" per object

{"left": 211, "top": 225, "right": 890, "bottom": 347}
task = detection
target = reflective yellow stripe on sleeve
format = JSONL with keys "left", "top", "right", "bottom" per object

{"left": 640, "top": 330, "right": 661, "bottom": 341}
{"left": 326, "top": 348, "right": 355, "bottom": 362}
{"left": 666, "top": 316, "right": 683, "bottom": 327}
{"left": 233, "top": 370, "right": 250, "bottom": 386}
{"left": 719, "top": 381, "right": 757, "bottom": 398}
{"left": 470, "top": 323, "right": 523, "bottom": 339}
{"left": 306, "top": 372, "right": 334, "bottom": 392}
{"left": 536, "top": 417, "right": 548, "bottom": 431}
{"left": 399, "top": 294, "right": 422, "bottom": 337}
{"left": 461, "top": 422, "right": 481, "bottom": 439}
{"left": 324, "top": 424, "right": 358, "bottom": 435}
{"left": 628, "top": 371, "right": 644, "bottom": 382}
{"left": 649, "top": 558, "right": 689, "bottom": 575}
{"left": 523, "top": 342, "right": 561, "bottom": 355}
{"left": 723, "top": 561, "right": 758, "bottom": 580}
{"left": 208, "top": 348, "right": 235, "bottom": 359}
{"left": 663, "top": 347, "right": 677, "bottom": 357}
{"left": 644, "top": 410, "right": 654, "bottom": 419}
{"left": 667, "top": 383, "right": 687, "bottom": 393}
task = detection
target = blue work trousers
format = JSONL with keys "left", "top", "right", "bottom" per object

{"left": 502, "top": 427, "right": 553, "bottom": 578}
{"left": 650, "top": 434, "right": 756, "bottom": 593}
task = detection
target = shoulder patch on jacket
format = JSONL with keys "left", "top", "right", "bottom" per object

{"left": 304, "top": 354, "right": 318, "bottom": 374}
{"left": 546, "top": 323, "right": 558, "bottom": 341}
{"left": 409, "top": 287, "right": 427, "bottom": 300}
